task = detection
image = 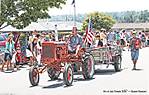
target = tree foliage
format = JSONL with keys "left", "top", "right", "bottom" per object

{"left": 82, "top": 12, "right": 115, "bottom": 31}
{"left": 0, "top": 0, "right": 66, "bottom": 29}
{"left": 109, "top": 10, "right": 149, "bottom": 23}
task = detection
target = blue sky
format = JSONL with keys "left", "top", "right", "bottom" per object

{"left": 48, "top": 0, "right": 149, "bottom": 15}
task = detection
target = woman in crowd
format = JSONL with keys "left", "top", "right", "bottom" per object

{"left": 1, "top": 34, "right": 15, "bottom": 71}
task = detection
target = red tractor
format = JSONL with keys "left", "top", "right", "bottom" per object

{"left": 29, "top": 41, "right": 95, "bottom": 86}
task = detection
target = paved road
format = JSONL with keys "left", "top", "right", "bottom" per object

{"left": 0, "top": 47, "right": 149, "bottom": 95}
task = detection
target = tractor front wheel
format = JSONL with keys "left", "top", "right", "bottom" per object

{"left": 29, "top": 66, "right": 39, "bottom": 86}
{"left": 63, "top": 64, "right": 73, "bottom": 86}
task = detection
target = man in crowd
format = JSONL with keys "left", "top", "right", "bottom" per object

{"left": 129, "top": 30, "right": 141, "bottom": 70}
{"left": 107, "top": 30, "right": 115, "bottom": 45}
{"left": 140, "top": 31, "right": 146, "bottom": 48}
{"left": 120, "top": 30, "right": 126, "bottom": 51}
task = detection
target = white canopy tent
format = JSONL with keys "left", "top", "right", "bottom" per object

{"left": 0, "top": 22, "right": 49, "bottom": 32}
{"left": 22, "top": 22, "right": 49, "bottom": 31}
{"left": 0, "top": 25, "right": 21, "bottom": 32}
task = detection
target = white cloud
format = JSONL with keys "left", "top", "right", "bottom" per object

{"left": 48, "top": 0, "right": 149, "bottom": 15}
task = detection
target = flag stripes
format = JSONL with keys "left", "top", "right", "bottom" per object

{"left": 84, "top": 18, "right": 94, "bottom": 45}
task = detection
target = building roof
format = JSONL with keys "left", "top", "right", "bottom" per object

{"left": 38, "top": 21, "right": 83, "bottom": 31}
{"left": 112, "top": 23, "right": 149, "bottom": 29}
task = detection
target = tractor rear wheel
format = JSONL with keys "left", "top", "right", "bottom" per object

{"left": 114, "top": 55, "right": 122, "bottom": 72}
{"left": 82, "top": 54, "right": 95, "bottom": 79}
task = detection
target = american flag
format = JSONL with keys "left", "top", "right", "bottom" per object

{"left": 84, "top": 18, "right": 94, "bottom": 45}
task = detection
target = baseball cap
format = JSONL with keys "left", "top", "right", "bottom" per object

{"left": 72, "top": 26, "right": 77, "bottom": 34}
{"left": 101, "top": 28, "right": 106, "bottom": 31}
{"left": 132, "top": 30, "right": 137, "bottom": 34}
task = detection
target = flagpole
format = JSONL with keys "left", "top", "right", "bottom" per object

{"left": 55, "top": 24, "right": 58, "bottom": 41}
{"left": 73, "top": 0, "right": 76, "bottom": 27}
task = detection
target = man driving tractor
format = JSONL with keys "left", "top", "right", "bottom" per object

{"left": 68, "top": 27, "right": 83, "bottom": 72}
{"left": 68, "top": 27, "right": 82, "bottom": 55}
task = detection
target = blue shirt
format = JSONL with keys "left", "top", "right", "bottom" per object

{"left": 5, "top": 41, "right": 15, "bottom": 54}
{"left": 69, "top": 34, "right": 82, "bottom": 50}
{"left": 107, "top": 32, "right": 115, "bottom": 42}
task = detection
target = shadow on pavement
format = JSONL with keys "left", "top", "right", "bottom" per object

{"left": 19, "top": 65, "right": 27, "bottom": 68}
{"left": 33, "top": 68, "right": 125, "bottom": 89}
{"left": 29, "top": 85, "right": 36, "bottom": 88}
{"left": 41, "top": 76, "right": 94, "bottom": 89}
{"left": 132, "top": 69, "right": 143, "bottom": 71}
{"left": 73, "top": 77, "right": 95, "bottom": 82}
{"left": 42, "top": 82, "right": 64, "bottom": 89}
{"left": 94, "top": 69, "right": 119, "bottom": 75}
{"left": 4, "top": 71, "right": 13, "bottom": 73}
{"left": 47, "top": 78, "right": 63, "bottom": 82}
{"left": 3, "top": 70, "right": 13, "bottom": 73}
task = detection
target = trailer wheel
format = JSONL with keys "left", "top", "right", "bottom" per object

{"left": 114, "top": 55, "right": 122, "bottom": 72}
{"left": 47, "top": 68, "right": 60, "bottom": 80}
{"left": 29, "top": 66, "right": 39, "bottom": 86}
{"left": 63, "top": 64, "right": 73, "bottom": 86}
{"left": 82, "top": 54, "right": 95, "bottom": 79}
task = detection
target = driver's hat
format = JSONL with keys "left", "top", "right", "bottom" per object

{"left": 72, "top": 26, "right": 77, "bottom": 33}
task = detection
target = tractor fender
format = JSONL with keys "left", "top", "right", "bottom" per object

{"left": 82, "top": 53, "right": 94, "bottom": 62}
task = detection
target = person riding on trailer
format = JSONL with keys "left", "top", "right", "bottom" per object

{"left": 95, "top": 33, "right": 103, "bottom": 47}
{"left": 115, "top": 31, "right": 121, "bottom": 45}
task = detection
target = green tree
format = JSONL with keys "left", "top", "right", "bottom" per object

{"left": 109, "top": 10, "right": 149, "bottom": 23}
{"left": 82, "top": 12, "right": 115, "bottom": 31}
{"left": 0, "top": 0, "right": 66, "bottom": 29}
{"left": 139, "top": 10, "right": 149, "bottom": 22}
